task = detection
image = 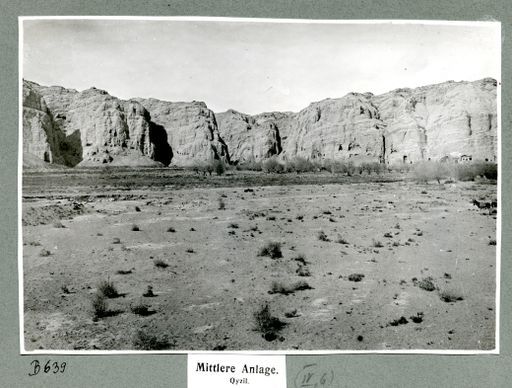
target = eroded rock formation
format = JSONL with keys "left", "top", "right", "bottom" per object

{"left": 135, "top": 98, "right": 228, "bottom": 166}
{"left": 215, "top": 110, "right": 286, "bottom": 163}
{"left": 23, "top": 78, "right": 498, "bottom": 167}
{"left": 217, "top": 79, "right": 497, "bottom": 165}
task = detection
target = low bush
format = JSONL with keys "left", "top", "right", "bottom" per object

{"left": 372, "top": 239, "right": 384, "bottom": 248}
{"left": 269, "top": 280, "right": 313, "bottom": 295}
{"left": 348, "top": 273, "right": 365, "bottom": 282}
{"left": 439, "top": 289, "right": 464, "bottom": 302}
{"left": 318, "top": 230, "right": 329, "bottom": 242}
{"left": 258, "top": 241, "right": 282, "bottom": 259}
{"left": 213, "top": 159, "right": 226, "bottom": 176}
{"left": 154, "top": 259, "right": 169, "bottom": 268}
{"left": 284, "top": 157, "right": 318, "bottom": 173}
{"left": 417, "top": 276, "right": 436, "bottom": 292}
{"left": 253, "top": 304, "right": 286, "bottom": 341}
{"left": 131, "top": 303, "right": 154, "bottom": 316}
{"left": 97, "top": 278, "right": 119, "bottom": 298}
{"left": 262, "top": 158, "right": 285, "bottom": 173}
{"left": 336, "top": 235, "right": 349, "bottom": 245}
{"left": 132, "top": 329, "right": 173, "bottom": 350}
{"left": 92, "top": 293, "right": 108, "bottom": 319}
{"left": 296, "top": 265, "right": 311, "bottom": 277}
{"left": 451, "top": 162, "right": 497, "bottom": 181}
{"left": 413, "top": 161, "right": 449, "bottom": 184}
{"left": 238, "top": 160, "right": 263, "bottom": 171}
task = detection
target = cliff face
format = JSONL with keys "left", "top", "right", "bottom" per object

{"left": 135, "top": 98, "right": 228, "bottom": 166}
{"left": 23, "top": 78, "right": 498, "bottom": 168}
{"left": 373, "top": 78, "right": 497, "bottom": 163}
{"left": 24, "top": 80, "right": 170, "bottom": 167}
{"left": 215, "top": 110, "right": 286, "bottom": 163}
{"left": 281, "top": 94, "right": 385, "bottom": 163}
{"left": 23, "top": 81, "right": 60, "bottom": 165}
{"left": 216, "top": 78, "right": 497, "bottom": 165}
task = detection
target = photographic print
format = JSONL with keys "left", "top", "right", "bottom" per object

{"left": 20, "top": 17, "right": 500, "bottom": 353}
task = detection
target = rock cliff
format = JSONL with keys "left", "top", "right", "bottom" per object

{"left": 23, "top": 81, "right": 226, "bottom": 167}
{"left": 23, "top": 78, "right": 497, "bottom": 167}
{"left": 373, "top": 78, "right": 497, "bottom": 163}
{"left": 215, "top": 110, "right": 287, "bottom": 163}
{"left": 216, "top": 79, "right": 497, "bottom": 165}
{"left": 135, "top": 98, "right": 228, "bottom": 166}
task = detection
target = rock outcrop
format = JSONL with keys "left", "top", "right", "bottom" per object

{"left": 23, "top": 81, "right": 61, "bottom": 164}
{"left": 23, "top": 78, "right": 498, "bottom": 168}
{"left": 135, "top": 98, "right": 228, "bottom": 166}
{"left": 215, "top": 110, "right": 287, "bottom": 163}
{"left": 373, "top": 78, "right": 497, "bottom": 163}
{"left": 24, "top": 80, "right": 170, "bottom": 167}
{"left": 216, "top": 78, "right": 497, "bottom": 165}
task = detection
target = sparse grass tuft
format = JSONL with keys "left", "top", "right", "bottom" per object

{"left": 372, "top": 239, "right": 384, "bottom": 248}
{"left": 417, "top": 277, "right": 436, "bottom": 292}
{"left": 296, "top": 265, "right": 311, "bottom": 277}
{"left": 143, "top": 285, "right": 155, "bottom": 297}
{"left": 97, "top": 278, "right": 119, "bottom": 298}
{"left": 253, "top": 304, "right": 286, "bottom": 341}
{"left": 258, "top": 241, "right": 282, "bottom": 259}
{"left": 154, "top": 259, "right": 169, "bottom": 268}
{"left": 317, "top": 230, "right": 329, "bottom": 242}
{"left": 262, "top": 158, "right": 285, "bottom": 173}
{"left": 167, "top": 227, "right": 176, "bottom": 233}
{"left": 293, "top": 254, "right": 308, "bottom": 265}
{"left": 131, "top": 303, "right": 154, "bottom": 316}
{"left": 92, "top": 293, "right": 108, "bottom": 319}
{"left": 132, "top": 329, "right": 173, "bottom": 350}
{"left": 228, "top": 223, "right": 239, "bottom": 229}
{"left": 39, "top": 249, "right": 52, "bottom": 257}
{"left": 336, "top": 235, "right": 349, "bottom": 245}
{"left": 348, "top": 273, "right": 365, "bottom": 282}
{"left": 269, "top": 280, "right": 313, "bottom": 295}
{"left": 439, "top": 289, "right": 464, "bottom": 303}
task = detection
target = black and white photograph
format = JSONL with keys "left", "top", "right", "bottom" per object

{"left": 20, "top": 17, "right": 500, "bottom": 353}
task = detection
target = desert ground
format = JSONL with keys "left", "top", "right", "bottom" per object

{"left": 22, "top": 168, "right": 497, "bottom": 351}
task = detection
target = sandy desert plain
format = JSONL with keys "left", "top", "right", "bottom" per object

{"left": 21, "top": 166, "right": 497, "bottom": 351}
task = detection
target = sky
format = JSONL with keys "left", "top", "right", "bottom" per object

{"left": 22, "top": 18, "right": 501, "bottom": 114}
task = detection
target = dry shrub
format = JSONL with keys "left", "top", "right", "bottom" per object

{"left": 258, "top": 241, "right": 282, "bottom": 259}
{"left": 132, "top": 329, "right": 173, "bottom": 350}
{"left": 92, "top": 293, "right": 108, "bottom": 319}
{"left": 417, "top": 276, "right": 436, "bottom": 292}
{"left": 253, "top": 304, "right": 286, "bottom": 341}
{"left": 154, "top": 259, "right": 169, "bottom": 268}
{"left": 97, "top": 278, "right": 119, "bottom": 298}
{"left": 262, "top": 158, "right": 284, "bottom": 173}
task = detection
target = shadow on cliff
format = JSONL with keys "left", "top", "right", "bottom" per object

{"left": 59, "top": 130, "right": 83, "bottom": 167}
{"left": 149, "top": 121, "right": 173, "bottom": 166}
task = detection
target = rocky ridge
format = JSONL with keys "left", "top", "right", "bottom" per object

{"left": 217, "top": 78, "right": 497, "bottom": 165}
{"left": 23, "top": 78, "right": 497, "bottom": 167}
